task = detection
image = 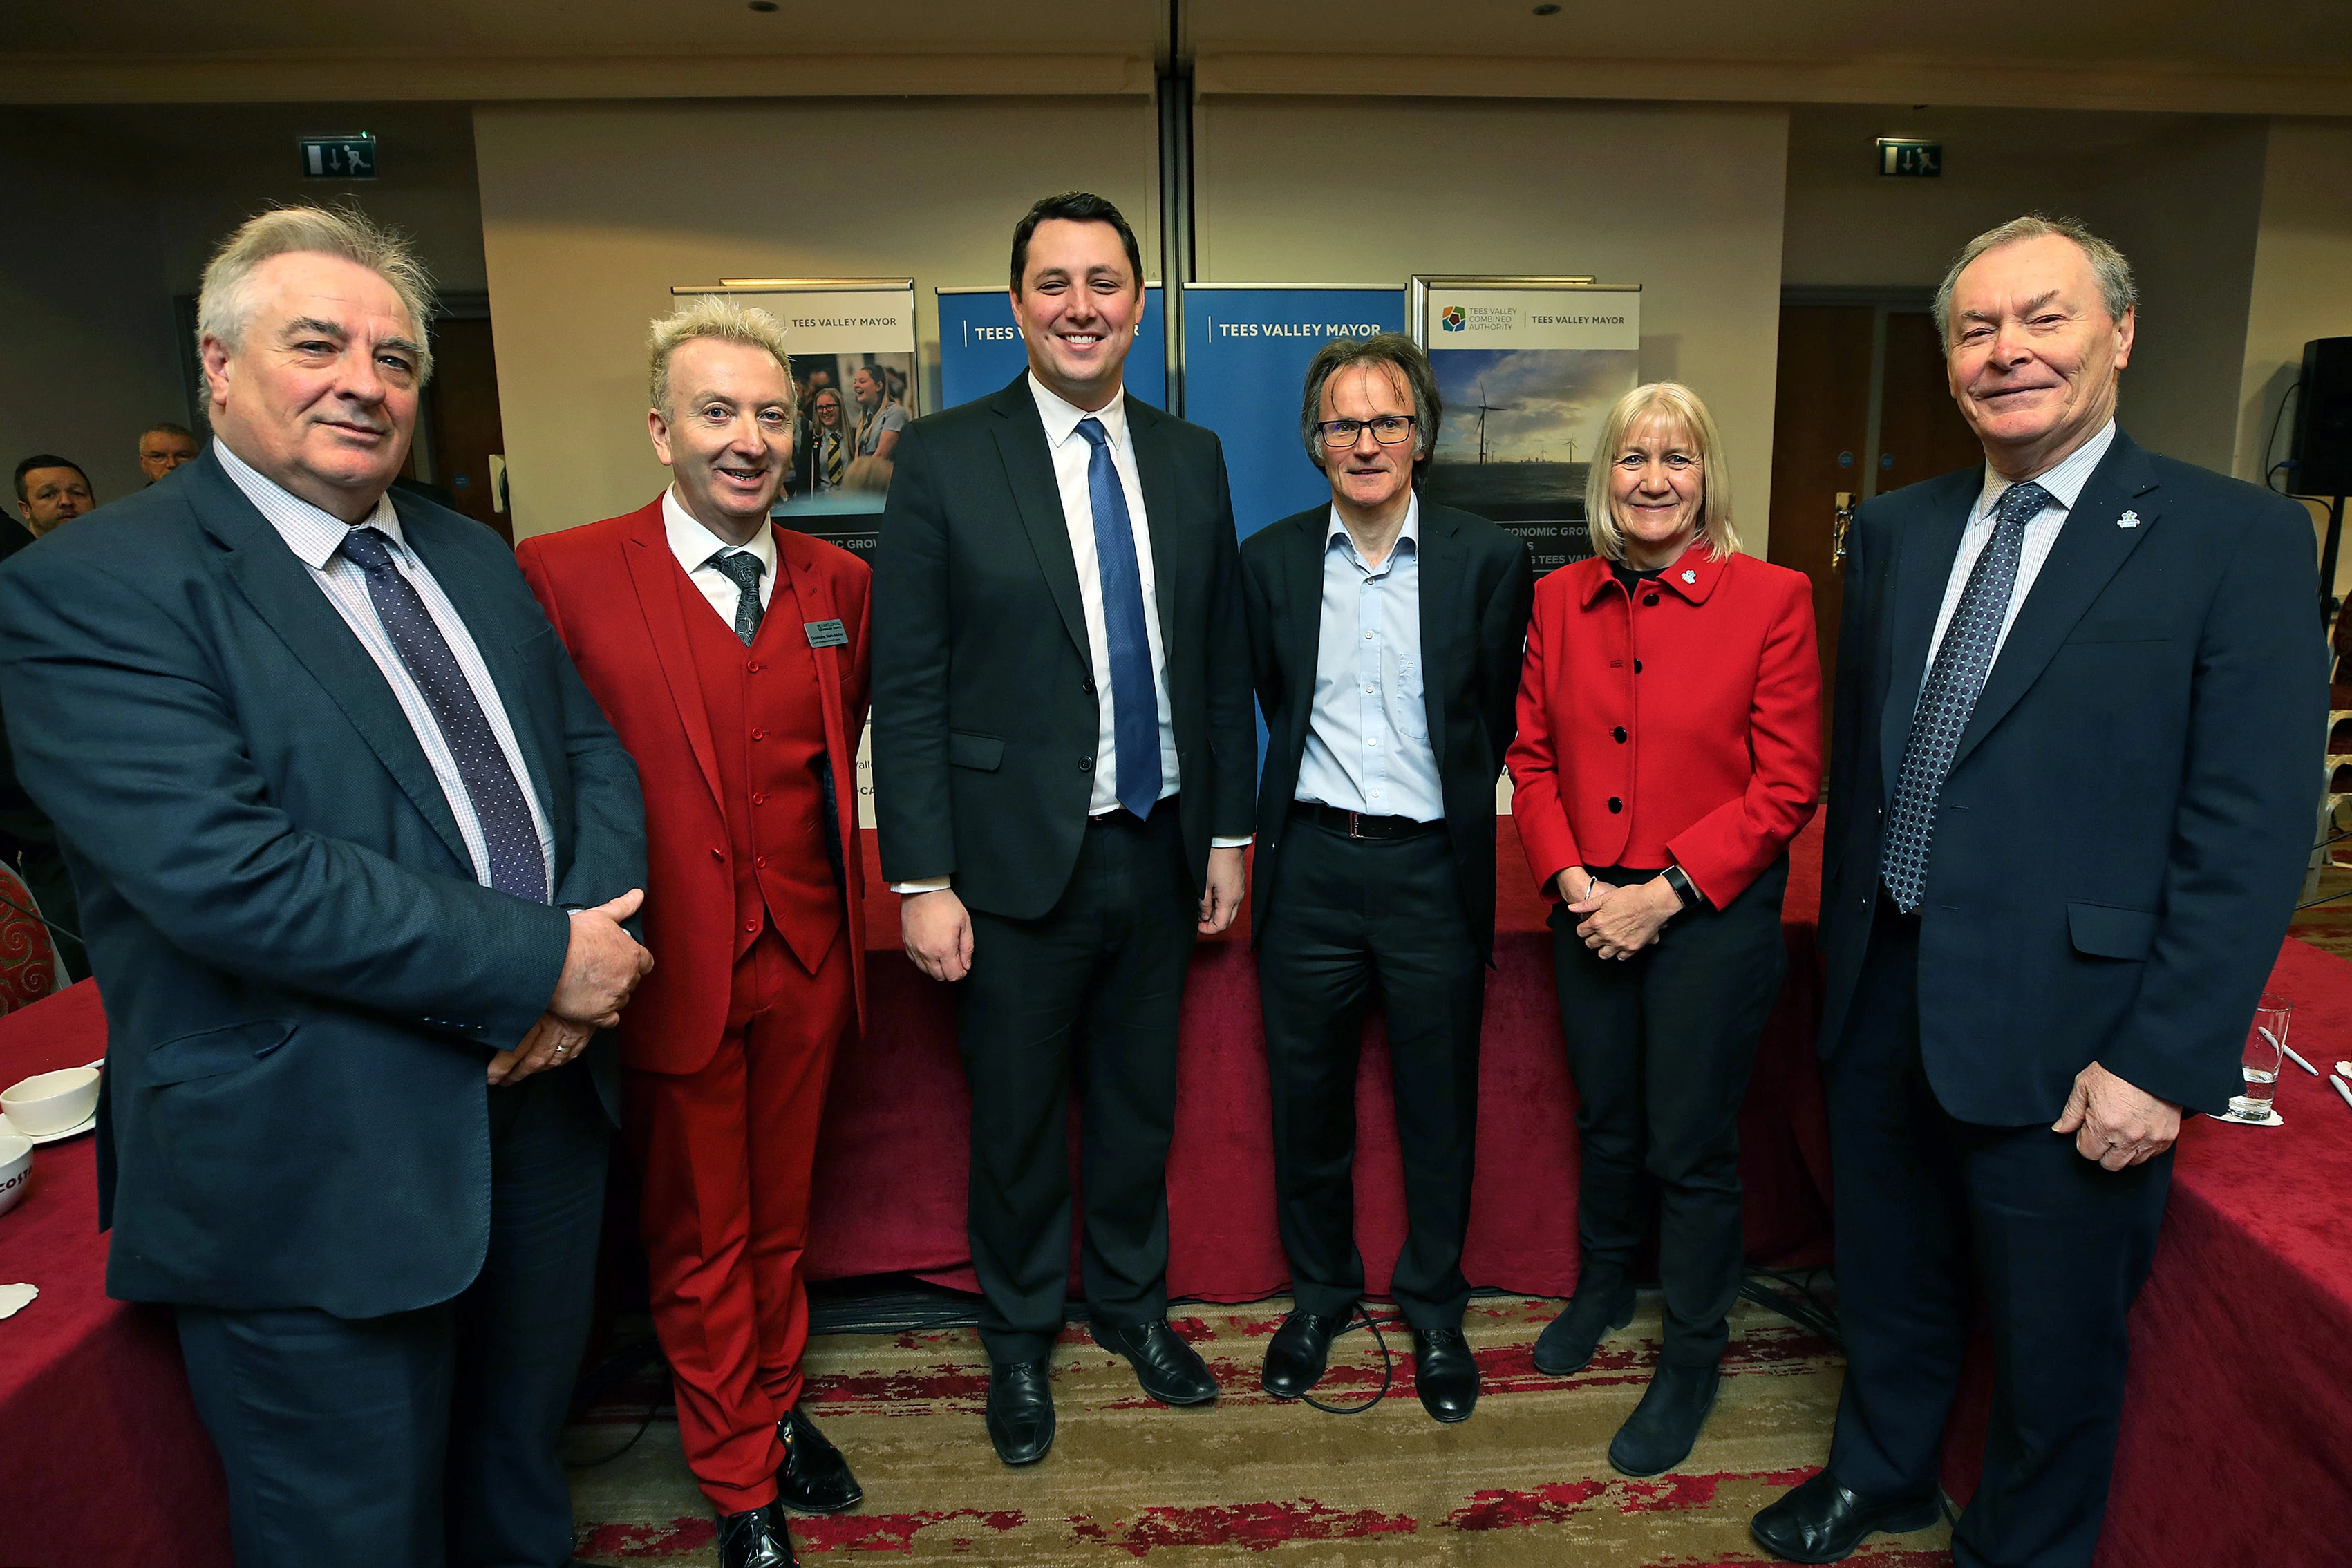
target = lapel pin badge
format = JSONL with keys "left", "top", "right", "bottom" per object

{"left": 1681, "top": 569, "right": 1697, "bottom": 584}
{"left": 2117, "top": 509, "right": 2141, "bottom": 529}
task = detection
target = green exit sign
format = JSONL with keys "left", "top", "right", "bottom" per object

{"left": 1876, "top": 138, "right": 1942, "bottom": 178}
{"left": 299, "top": 135, "right": 377, "bottom": 180}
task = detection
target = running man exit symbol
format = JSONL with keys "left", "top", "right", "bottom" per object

{"left": 299, "top": 135, "right": 377, "bottom": 179}
{"left": 1876, "top": 139, "right": 1941, "bottom": 178}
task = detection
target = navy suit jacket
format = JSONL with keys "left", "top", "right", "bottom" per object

{"left": 1820, "top": 429, "right": 2325, "bottom": 1123}
{"left": 0, "top": 448, "right": 646, "bottom": 1316}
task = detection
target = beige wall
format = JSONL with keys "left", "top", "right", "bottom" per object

{"left": 1195, "top": 96, "right": 1789, "bottom": 555}
{"left": 473, "top": 97, "right": 1160, "bottom": 540}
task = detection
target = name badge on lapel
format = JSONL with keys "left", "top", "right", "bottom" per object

{"left": 804, "top": 618, "right": 849, "bottom": 649}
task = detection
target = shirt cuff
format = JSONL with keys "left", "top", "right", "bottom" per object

{"left": 1210, "top": 836, "right": 1254, "bottom": 849}
{"left": 889, "top": 876, "right": 953, "bottom": 894}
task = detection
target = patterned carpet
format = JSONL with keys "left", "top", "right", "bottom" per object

{"left": 565, "top": 1291, "right": 1954, "bottom": 1565}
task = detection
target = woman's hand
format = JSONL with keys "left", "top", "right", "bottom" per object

{"left": 1555, "top": 865, "right": 1606, "bottom": 906}
{"left": 1576, "top": 875, "right": 1680, "bottom": 960}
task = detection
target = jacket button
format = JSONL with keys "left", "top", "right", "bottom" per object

{"left": 1634, "top": 659, "right": 1643, "bottom": 673}
{"left": 710, "top": 846, "right": 724, "bottom": 859}
{"left": 1082, "top": 678, "right": 1096, "bottom": 695}
{"left": 755, "top": 856, "right": 767, "bottom": 869}
{"left": 1080, "top": 757, "right": 1095, "bottom": 773}
{"left": 1608, "top": 796, "right": 1623, "bottom": 813}
{"left": 1612, "top": 726, "right": 1627, "bottom": 744}
{"left": 745, "top": 661, "right": 761, "bottom": 673}
{"left": 1644, "top": 594, "right": 1659, "bottom": 606}
{"left": 751, "top": 792, "right": 766, "bottom": 805}
{"left": 750, "top": 728, "right": 765, "bottom": 741}
{"left": 744, "top": 918, "right": 759, "bottom": 933}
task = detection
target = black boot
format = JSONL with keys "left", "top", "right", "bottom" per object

{"left": 1532, "top": 1269, "right": 1635, "bottom": 1375}
{"left": 1607, "top": 1359, "right": 1720, "bottom": 1476}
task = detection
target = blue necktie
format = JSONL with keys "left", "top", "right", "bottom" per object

{"left": 1880, "top": 480, "right": 2054, "bottom": 912}
{"left": 339, "top": 526, "right": 549, "bottom": 903}
{"left": 1075, "top": 417, "right": 1161, "bottom": 818}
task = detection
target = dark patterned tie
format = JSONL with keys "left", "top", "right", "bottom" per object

{"left": 339, "top": 526, "right": 548, "bottom": 903}
{"left": 708, "top": 549, "right": 767, "bottom": 646}
{"left": 1075, "top": 417, "right": 1161, "bottom": 818}
{"left": 1879, "top": 480, "right": 2055, "bottom": 912}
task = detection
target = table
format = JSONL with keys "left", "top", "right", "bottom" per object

{"left": 1937, "top": 936, "right": 2352, "bottom": 1565}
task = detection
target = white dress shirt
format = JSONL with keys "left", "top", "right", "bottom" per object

{"left": 1295, "top": 498, "right": 1445, "bottom": 822}
{"left": 665, "top": 486, "right": 775, "bottom": 626}
{"left": 216, "top": 440, "right": 554, "bottom": 894}
{"left": 1923, "top": 419, "right": 2117, "bottom": 676}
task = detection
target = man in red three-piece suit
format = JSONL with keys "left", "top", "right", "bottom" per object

{"left": 517, "top": 299, "right": 867, "bottom": 1568}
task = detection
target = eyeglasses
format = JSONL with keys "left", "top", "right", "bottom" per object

{"left": 1317, "top": 415, "right": 1418, "bottom": 448}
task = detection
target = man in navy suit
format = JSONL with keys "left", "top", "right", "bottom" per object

{"left": 1750, "top": 217, "right": 2324, "bottom": 1565}
{"left": 0, "top": 207, "right": 652, "bottom": 1568}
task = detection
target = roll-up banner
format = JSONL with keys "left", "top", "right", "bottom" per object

{"left": 1180, "top": 285, "right": 1406, "bottom": 540}
{"left": 937, "top": 285, "right": 1166, "bottom": 411}
{"left": 1409, "top": 277, "right": 1641, "bottom": 576}
{"left": 671, "top": 278, "right": 914, "bottom": 827}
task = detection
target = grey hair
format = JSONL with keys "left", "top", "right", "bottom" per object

{"left": 1297, "top": 332, "right": 1442, "bottom": 478}
{"left": 649, "top": 296, "right": 797, "bottom": 422}
{"left": 1933, "top": 214, "right": 2138, "bottom": 343}
{"left": 197, "top": 205, "right": 437, "bottom": 381}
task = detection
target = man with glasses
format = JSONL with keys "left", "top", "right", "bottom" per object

{"left": 1238, "top": 333, "right": 1532, "bottom": 1421}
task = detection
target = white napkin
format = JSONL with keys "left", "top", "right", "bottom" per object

{"left": 0, "top": 1283, "right": 36, "bottom": 1320}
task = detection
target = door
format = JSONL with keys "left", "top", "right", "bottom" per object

{"left": 1767, "top": 305, "right": 1873, "bottom": 763}
{"left": 421, "top": 316, "right": 512, "bottom": 544}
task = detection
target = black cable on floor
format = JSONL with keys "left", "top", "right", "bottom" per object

{"left": 1738, "top": 1266, "right": 1842, "bottom": 1348}
{"left": 1298, "top": 1305, "right": 1399, "bottom": 1415}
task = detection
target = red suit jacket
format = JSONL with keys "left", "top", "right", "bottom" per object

{"left": 518, "top": 498, "right": 871, "bottom": 1074}
{"left": 1506, "top": 547, "right": 1820, "bottom": 907}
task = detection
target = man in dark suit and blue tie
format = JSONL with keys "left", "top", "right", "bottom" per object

{"left": 872, "top": 192, "right": 1257, "bottom": 1465}
{"left": 0, "top": 206, "right": 652, "bottom": 1568}
{"left": 1750, "top": 216, "right": 2324, "bottom": 1565}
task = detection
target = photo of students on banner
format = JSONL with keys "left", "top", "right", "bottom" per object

{"left": 784, "top": 352, "right": 912, "bottom": 509}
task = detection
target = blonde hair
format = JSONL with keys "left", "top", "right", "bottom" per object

{"left": 649, "top": 297, "right": 796, "bottom": 420}
{"left": 197, "top": 205, "right": 436, "bottom": 381}
{"left": 1584, "top": 381, "right": 1740, "bottom": 564}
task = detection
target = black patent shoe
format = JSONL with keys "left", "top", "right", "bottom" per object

{"left": 775, "top": 1404, "right": 863, "bottom": 1513}
{"left": 1532, "top": 1272, "right": 1635, "bottom": 1375}
{"left": 1750, "top": 1469, "right": 1944, "bottom": 1563}
{"left": 1410, "top": 1325, "right": 1480, "bottom": 1423}
{"left": 1608, "top": 1359, "right": 1720, "bottom": 1477}
{"left": 1091, "top": 1317, "right": 1219, "bottom": 1406}
{"left": 1261, "top": 1307, "right": 1352, "bottom": 1399}
{"left": 715, "top": 1502, "right": 798, "bottom": 1568}
{"left": 984, "top": 1358, "right": 1055, "bottom": 1466}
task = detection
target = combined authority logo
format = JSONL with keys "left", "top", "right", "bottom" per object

{"left": 1440, "top": 305, "right": 1467, "bottom": 332}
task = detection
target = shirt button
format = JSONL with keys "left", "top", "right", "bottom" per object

{"left": 1364, "top": 684, "right": 1376, "bottom": 695}
{"left": 1368, "top": 736, "right": 1380, "bottom": 748}
{"left": 1612, "top": 726, "right": 1628, "bottom": 743}
{"left": 1371, "top": 789, "right": 1382, "bottom": 799}
{"left": 750, "top": 728, "right": 765, "bottom": 740}
{"left": 1608, "top": 796, "right": 1624, "bottom": 813}
{"left": 1363, "top": 630, "right": 1374, "bottom": 640}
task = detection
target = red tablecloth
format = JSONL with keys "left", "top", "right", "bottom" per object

{"left": 1941, "top": 937, "right": 2352, "bottom": 1565}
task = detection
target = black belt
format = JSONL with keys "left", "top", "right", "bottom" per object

{"left": 1289, "top": 801, "right": 1445, "bottom": 841}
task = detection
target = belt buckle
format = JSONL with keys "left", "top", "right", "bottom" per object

{"left": 1346, "top": 809, "right": 1366, "bottom": 840}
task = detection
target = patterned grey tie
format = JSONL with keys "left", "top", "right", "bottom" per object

{"left": 707, "top": 549, "right": 766, "bottom": 646}
{"left": 1879, "top": 480, "right": 2055, "bottom": 913}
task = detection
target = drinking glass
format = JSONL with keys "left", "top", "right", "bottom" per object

{"left": 2229, "top": 992, "right": 2290, "bottom": 1123}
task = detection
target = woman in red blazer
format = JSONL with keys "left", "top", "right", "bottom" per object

{"left": 1505, "top": 381, "right": 1820, "bottom": 1478}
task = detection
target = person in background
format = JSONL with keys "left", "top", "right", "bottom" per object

{"left": 1507, "top": 381, "right": 1820, "bottom": 1477}
{"left": 12, "top": 455, "right": 93, "bottom": 547}
{"left": 0, "top": 203, "right": 650, "bottom": 1568}
{"left": 138, "top": 422, "right": 201, "bottom": 483}
{"left": 518, "top": 298, "right": 872, "bottom": 1568}
{"left": 852, "top": 364, "right": 905, "bottom": 464}
{"left": 1749, "top": 216, "right": 2322, "bottom": 1567}
{"left": 799, "top": 386, "right": 851, "bottom": 496}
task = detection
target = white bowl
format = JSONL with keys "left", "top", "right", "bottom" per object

{"left": 0, "top": 1134, "right": 30, "bottom": 1218}
{"left": 2, "top": 1066, "right": 99, "bottom": 1137}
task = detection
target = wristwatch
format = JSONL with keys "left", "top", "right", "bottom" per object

{"left": 1661, "top": 864, "right": 1706, "bottom": 914}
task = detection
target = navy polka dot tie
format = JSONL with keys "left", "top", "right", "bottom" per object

{"left": 707, "top": 549, "right": 767, "bottom": 646}
{"left": 339, "top": 526, "right": 549, "bottom": 903}
{"left": 1879, "top": 480, "right": 2053, "bottom": 913}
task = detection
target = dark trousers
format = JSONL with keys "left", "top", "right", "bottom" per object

{"left": 1825, "top": 898, "right": 2171, "bottom": 1568}
{"left": 1550, "top": 856, "right": 1788, "bottom": 1366}
{"left": 1257, "top": 818, "right": 1484, "bottom": 1330}
{"left": 176, "top": 1068, "right": 608, "bottom": 1568}
{"left": 957, "top": 802, "right": 1197, "bottom": 1364}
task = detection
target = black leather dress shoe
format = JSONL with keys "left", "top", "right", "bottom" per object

{"left": 1749, "top": 1469, "right": 1942, "bottom": 1562}
{"left": 775, "top": 1404, "right": 863, "bottom": 1513}
{"left": 1092, "top": 1318, "right": 1219, "bottom": 1406}
{"left": 1410, "top": 1326, "right": 1480, "bottom": 1423}
{"left": 1532, "top": 1273, "right": 1635, "bottom": 1376}
{"left": 715, "top": 1502, "right": 798, "bottom": 1568}
{"left": 1261, "top": 1307, "right": 1351, "bottom": 1399}
{"left": 985, "top": 1358, "right": 1056, "bottom": 1466}
{"left": 1608, "top": 1359, "right": 1720, "bottom": 1476}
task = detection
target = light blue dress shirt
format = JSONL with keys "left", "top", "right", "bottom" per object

{"left": 1295, "top": 498, "right": 1445, "bottom": 823}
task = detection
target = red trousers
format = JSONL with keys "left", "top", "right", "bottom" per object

{"left": 625, "top": 920, "right": 852, "bottom": 1513}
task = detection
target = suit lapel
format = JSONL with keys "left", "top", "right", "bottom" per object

{"left": 621, "top": 503, "right": 725, "bottom": 820}
{"left": 1413, "top": 504, "right": 1458, "bottom": 771}
{"left": 1948, "top": 436, "right": 2160, "bottom": 772}
{"left": 1878, "top": 467, "right": 1982, "bottom": 801}
{"left": 989, "top": 379, "right": 1092, "bottom": 666}
{"left": 1127, "top": 396, "right": 1184, "bottom": 668}
{"left": 200, "top": 459, "right": 475, "bottom": 874}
